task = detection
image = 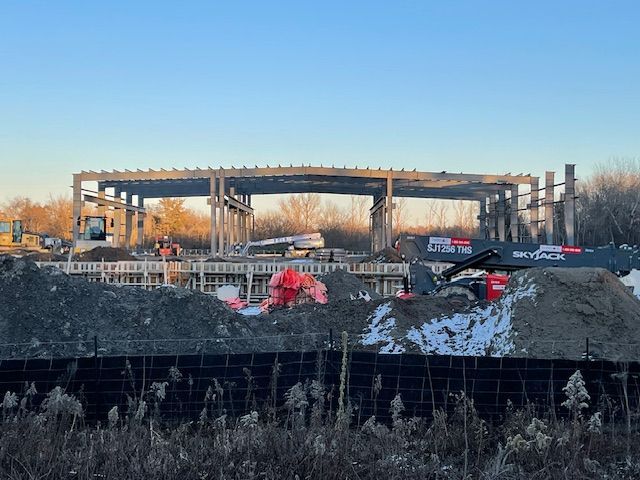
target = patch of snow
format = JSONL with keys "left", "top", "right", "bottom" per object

{"left": 237, "top": 306, "right": 263, "bottom": 316}
{"left": 361, "top": 302, "right": 406, "bottom": 354}
{"left": 620, "top": 269, "right": 640, "bottom": 299}
{"left": 406, "top": 279, "right": 537, "bottom": 356}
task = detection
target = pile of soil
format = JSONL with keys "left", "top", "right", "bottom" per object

{"left": 317, "top": 268, "right": 382, "bottom": 302}
{"left": 361, "top": 247, "right": 403, "bottom": 263}
{"left": 76, "top": 247, "right": 137, "bottom": 262}
{"left": 0, "top": 255, "right": 248, "bottom": 358}
{"left": 507, "top": 267, "right": 640, "bottom": 361}
{"left": 262, "top": 294, "right": 474, "bottom": 338}
{"left": 24, "top": 251, "right": 68, "bottom": 262}
{"left": 5, "top": 254, "right": 640, "bottom": 362}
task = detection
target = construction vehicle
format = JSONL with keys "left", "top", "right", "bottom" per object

{"left": 0, "top": 218, "right": 43, "bottom": 251}
{"left": 75, "top": 215, "right": 113, "bottom": 251}
{"left": 395, "top": 234, "right": 640, "bottom": 300}
{"left": 154, "top": 235, "right": 181, "bottom": 256}
{"left": 42, "top": 235, "right": 72, "bottom": 254}
{"left": 239, "top": 233, "right": 325, "bottom": 257}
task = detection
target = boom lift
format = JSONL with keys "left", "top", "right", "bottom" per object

{"left": 239, "top": 233, "right": 325, "bottom": 257}
{"left": 395, "top": 234, "right": 640, "bottom": 299}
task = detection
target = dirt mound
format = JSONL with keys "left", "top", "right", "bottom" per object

{"left": 258, "top": 294, "right": 474, "bottom": 350}
{"left": 76, "top": 247, "right": 137, "bottom": 261}
{"left": 317, "top": 268, "right": 382, "bottom": 302}
{"left": 0, "top": 255, "right": 249, "bottom": 358}
{"left": 507, "top": 267, "right": 640, "bottom": 361}
{"left": 23, "top": 251, "right": 68, "bottom": 262}
{"left": 362, "top": 267, "right": 640, "bottom": 361}
{"left": 361, "top": 247, "right": 403, "bottom": 263}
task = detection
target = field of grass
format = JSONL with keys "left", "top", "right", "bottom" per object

{"left": 1, "top": 367, "right": 640, "bottom": 479}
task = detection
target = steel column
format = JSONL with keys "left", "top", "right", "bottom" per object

{"left": 510, "top": 185, "right": 519, "bottom": 242}
{"left": 72, "top": 175, "right": 82, "bottom": 247}
{"left": 97, "top": 185, "right": 106, "bottom": 217}
{"left": 113, "top": 189, "right": 122, "bottom": 247}
{"left": 545, "top": 171, "right": 554, "bottom": 244}
{"left": 488, "top": 194, "right": 497, "bottom": 240}
{"left": 529, "top": 177, "right": 539, "bottom": 243}
{"left": 478, "top": 198, "right": 487, "bottom": 239}
{"left": 497, "top": 190, "right": 506, "bottom": 241}
{"left": 564, "top": 164, "right": 576, "bottom": 245}
{"left": 124, "top": 192, "right": 133, "bottom": 248}
{"left": 218, "top": 171, "right": 225, "bottom": 256}
{"left": 386, "top": 173, "right": 393, "bottom": 247}
{"left": 229, "top": 187, "right": 236, "bottom": 247}
{"left": 210, "top": 174, "right": 217, "bottom": 255}
{"left": 136, "top": 195, "right": 144, "bottom": 248}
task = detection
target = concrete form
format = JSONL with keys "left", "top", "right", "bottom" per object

{"left": 72, "top": 165, "right": 577, "bottom": 253}
{"left": 35, "top": 260, "right": 456, "bottom": 304}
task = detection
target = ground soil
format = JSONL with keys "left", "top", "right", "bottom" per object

{"left": 316, "top": 268, "right": 382, "bottom": 301}
{"left": 3, "top": 255, "right": 640, "bottom": 361}
{"left": 506, "top": 267, "right": 640, "bottom": 361}
{"left": 361, "top": 247, "right": 403, "bottom": 263}
{"left": 76, "top": 247, "right": 138, "bottom": 261}
{"left": 0, "top": 255, "right": 248, "bottom": 358}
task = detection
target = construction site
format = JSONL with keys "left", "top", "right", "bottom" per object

{"left": 4, "top": 163, "right": 640, "bottom": 479}
{"left": 2, "top": 162, "right": 640, "bottom": 363}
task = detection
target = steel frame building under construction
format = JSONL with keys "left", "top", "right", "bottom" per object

{"left": 72, "top": 164, "right": 577, "bottom": 255}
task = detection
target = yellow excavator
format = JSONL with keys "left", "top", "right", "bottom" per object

{"left": 0, "top": 218, "right": 43, "bottom": 251}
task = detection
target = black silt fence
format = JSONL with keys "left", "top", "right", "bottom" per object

{"left": 0, "top": 350, "right": 638, "bottom": 424}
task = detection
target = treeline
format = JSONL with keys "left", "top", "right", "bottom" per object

{"left": 2, "top": 160, "right": 637, "bottom": 251}
{"left": 576, "top": 159, "right": 640, "bottom": 246}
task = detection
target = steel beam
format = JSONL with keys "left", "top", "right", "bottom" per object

{"left": 77, "top": 166, "right": 535, "bottom": 185}
{"left": 82, "top": 194, "right": 146, "bottom": 213}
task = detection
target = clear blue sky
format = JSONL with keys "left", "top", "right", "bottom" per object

{"left": 1, "top": 0, "right": 639, "bottom": 202}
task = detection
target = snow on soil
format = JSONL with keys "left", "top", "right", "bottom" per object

{"left": 361, "top": 303, "right": 405, "bottom": 354}
{"left": 360, "top": 276, "right": 538, "bottom": 357}
{"left": 237, "top": 306, "right": 263, "bottom": 316}
{"left": 620, "top": 269, "right": 640, "bottom": 299}
{"left": 406, "top": 278, "right": 536, "bottom": 356}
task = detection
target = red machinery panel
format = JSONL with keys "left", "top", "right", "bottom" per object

{"left": 486, "top": 274, "right": 509, "bottom": 301}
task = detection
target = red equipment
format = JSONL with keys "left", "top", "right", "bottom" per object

{"left": 155, "top": 236, "right": 181, "bottom": 256}
{"left": 486, "top": 274, "right": 509, "bottom": 301}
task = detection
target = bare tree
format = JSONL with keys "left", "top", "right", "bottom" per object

{"left": 278, "top": 193, "right": 321, "bottom": 232}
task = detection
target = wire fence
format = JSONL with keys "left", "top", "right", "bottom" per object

{"left": 1, "top": 340, "right": 640, "bottom": 424}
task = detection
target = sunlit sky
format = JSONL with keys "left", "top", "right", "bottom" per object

{"left": 1, "top": 1, "right": 639, "bottom": 219}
